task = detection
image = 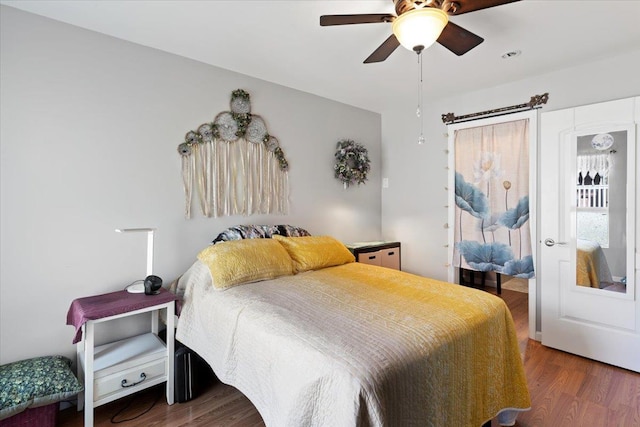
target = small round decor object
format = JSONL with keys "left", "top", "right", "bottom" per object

{"left": 334, "top": 139, "right": 371, "bottom": 187}
{"left": 214, "top": 112, "right": 239, "bottom": 142}
{"left": 185, "top": 130, "right": 199, "bottom": 145}
{"left": 265, "top": 135, "right": 280, "bottom": 152}
{"left": 197, "top": 123, "right": 214, "bottom": 143}
{"left": 591, "top": 133, "right": 614, "bottom": 151}
{"left": 245, "top": 115, "right": 267, "bottom": 144}
{"left": 177, "top": 142, "right": 192, "bottom": 156}
{"left": 230, "top": 90, "right": 251, "bottom": 114}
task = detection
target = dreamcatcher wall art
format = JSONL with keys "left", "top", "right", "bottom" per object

{"left": 177, "top": 89, "right": 289, "bottom": 218}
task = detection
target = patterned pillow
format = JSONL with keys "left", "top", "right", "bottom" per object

{"left": 0, "top": 355, "right": 83, "bottom": 420}
{"left": 212, "top": 224, "right": 310, "bottom": 244}
{"left": 277, "top": 225, "right": 311, "bottom": 237}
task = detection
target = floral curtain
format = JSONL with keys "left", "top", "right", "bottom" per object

{"left": 453, "top": 119, "right": 535, "bottom": 278}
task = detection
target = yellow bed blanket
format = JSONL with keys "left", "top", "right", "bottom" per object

{"left": 176, "top": 261, "right": 530, "bottom": 427}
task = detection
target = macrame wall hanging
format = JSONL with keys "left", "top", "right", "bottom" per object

{"left": 177, "top": 89, "right": 289, "bottom": 218}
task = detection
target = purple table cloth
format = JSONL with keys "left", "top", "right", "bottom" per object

{"left": 66, "top": 288, "right": 179, "bottom": 344}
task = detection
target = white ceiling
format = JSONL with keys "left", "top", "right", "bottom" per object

{"left": 3, "top": 0, "right": 640, "bottom": 113}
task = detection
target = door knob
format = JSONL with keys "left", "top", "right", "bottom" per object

{"left": 544, "top": 238, "right": 568, "bottom": 247}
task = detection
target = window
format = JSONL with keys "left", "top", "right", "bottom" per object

{"left": 576, "top": 150, "right": 611, "bottom": 247}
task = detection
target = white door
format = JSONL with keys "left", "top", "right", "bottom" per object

{"left": 540, "top": 97, "right": 640, "bottom": 372}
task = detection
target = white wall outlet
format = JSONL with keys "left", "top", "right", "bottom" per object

{"left": 382, "top": 178, "right": 389, "bottom": 188}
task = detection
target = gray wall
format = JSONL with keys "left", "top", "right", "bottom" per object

{"left": 0, "top": 6, "right": 382, "bottom": 364}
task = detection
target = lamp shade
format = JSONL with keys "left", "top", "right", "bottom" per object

{"left": 392, "top": 8, "right": 448, "bottom": 52}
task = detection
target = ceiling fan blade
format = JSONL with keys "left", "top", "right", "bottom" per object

{"left": 437, "top": 22, "right": 484, "bottom": 56}
{"left": 450, "top": 0, "right": 520, "bottom": 15}
{"left": 320, "top": 14, "right": 394, "bottom": 26}
{"left": 364, "top": 34, "right": 401, "bottom": 63}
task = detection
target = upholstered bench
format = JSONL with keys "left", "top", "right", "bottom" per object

{"left": 0, "top": 356, "right": 83, "bottom": 427}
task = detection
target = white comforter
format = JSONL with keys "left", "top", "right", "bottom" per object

{"left": 174, "top": 261, "right": 530, "bottom": 427}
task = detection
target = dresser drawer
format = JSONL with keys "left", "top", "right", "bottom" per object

{"left": 359, "top": 251, "right": 382, "bottom": 266}
{"left": 94, "top": 357, "right": 166, "bottom": 402}
{"left": 380, "top": 248, "right": 400, "bottom": 270}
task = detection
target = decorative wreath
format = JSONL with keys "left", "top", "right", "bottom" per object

{"left": 334, "top": 139, "right": 370, "bottom": 187}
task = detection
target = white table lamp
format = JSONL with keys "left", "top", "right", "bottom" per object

{"left": 115, "top": 228, "right": 156, "bottom": 292}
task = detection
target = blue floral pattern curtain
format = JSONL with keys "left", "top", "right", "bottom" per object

{"left": 453, "top": 119, "right": 535, "bottom": 278}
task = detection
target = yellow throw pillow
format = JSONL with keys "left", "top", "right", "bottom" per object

{"left": 197, "top": 239, "right": 294, "bottom": 290}
{"left": 272, "top": 235, "right": 355, "bottom": 273}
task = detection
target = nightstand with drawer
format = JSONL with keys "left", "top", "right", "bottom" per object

{"left": 345, "top": 241, "right": 401, "bottom": 270}
{"left": 67, "top": 288, "right": 178, "bottom": 427}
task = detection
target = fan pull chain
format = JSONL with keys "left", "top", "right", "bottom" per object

{"left": 416, "top": 52, "right": 421, "bottom": 119}
{"left": 417, "top": 52, "right": 425, "bottom": 145}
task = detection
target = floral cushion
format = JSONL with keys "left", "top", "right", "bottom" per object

{"left": 212, "top": 224, "right": 310, "bottom": 244}
{"left": 0, "top": 356, "right": 83, "bottom": 420}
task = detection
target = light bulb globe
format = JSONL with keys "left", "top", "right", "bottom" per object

{"left": 392, "top": 8, "right": 448, "bottom": 52}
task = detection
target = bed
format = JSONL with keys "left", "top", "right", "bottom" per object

{"left": 172, "top": 231, "right": 530, "bottom": 427}
{"left": 577, "top": 239, "right": 613, "bottom": 288}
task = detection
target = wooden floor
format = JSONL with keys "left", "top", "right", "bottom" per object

{"left": 59, "top": 288, "right": 640, "bottom": 427}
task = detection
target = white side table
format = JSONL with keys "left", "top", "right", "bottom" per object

{"left": 67, "top": 288, "right": 177, "bottom": 426}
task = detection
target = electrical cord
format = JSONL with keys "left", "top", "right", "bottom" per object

{"left": 110, "top": 385, "right": 163, "bottom": 423}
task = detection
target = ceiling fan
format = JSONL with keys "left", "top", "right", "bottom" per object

{"left": 320, "top": 0, "right": 520, "bottom": 63}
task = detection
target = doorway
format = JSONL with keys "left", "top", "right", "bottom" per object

{"left": 447, "top": 110, "right": 538, "bottom": 340}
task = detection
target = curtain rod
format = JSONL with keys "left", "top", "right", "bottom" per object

{"left": 441, "top": 93, "right": 549, "bottom": 125}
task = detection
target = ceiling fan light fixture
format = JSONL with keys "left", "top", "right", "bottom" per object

{"left": 392, "top": 8, "right": 449, "bottom": 53}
